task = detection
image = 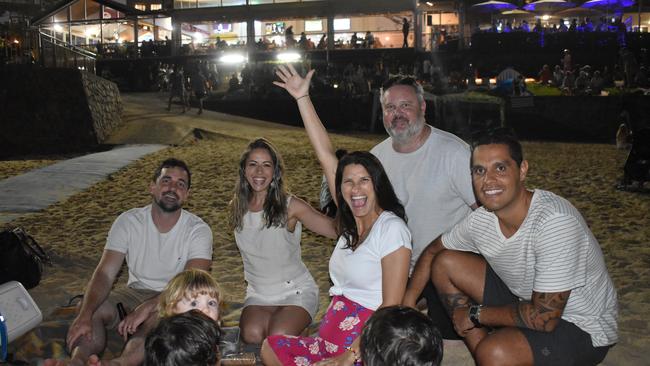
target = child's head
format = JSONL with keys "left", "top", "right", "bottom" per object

{"left": 159, "top": 269, "right": 221, "bottom": 321}
{"left": 145, "top": 310, "right": 221, "bottom": 366}
{"left": 361, "top": 306, "right": 443, "bottom": 366}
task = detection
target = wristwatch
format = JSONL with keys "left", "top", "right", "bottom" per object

{"left": 468, "top": 304, "right": 483, "bottom": 328}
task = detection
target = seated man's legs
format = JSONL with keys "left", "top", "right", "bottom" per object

{"left": 421, "top": 282, "right": 461, "bottom": 340}
{"left": 68, "top": 287, "right": 158, "bottom": 366}
{"left": 432, "top": 251, "right": 611, "bottom": 366}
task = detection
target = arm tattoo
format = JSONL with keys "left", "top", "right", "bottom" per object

{"left": 440, "top": 293, "right": 472, "bottom": 317}
{"left": 513, "top": 291, "right": 570, "bottom": 331}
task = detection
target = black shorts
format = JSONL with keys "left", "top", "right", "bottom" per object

{"left": 421, "top": 281, "right": 461, "bottom": 340}
{"left": 483, "top": 265, "right": 612, "bottom": 366}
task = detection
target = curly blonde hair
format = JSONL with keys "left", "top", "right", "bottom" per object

{"left": 158, "top": 269, "right": 222, "bottom": 318}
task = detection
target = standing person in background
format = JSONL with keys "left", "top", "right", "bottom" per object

{"left": 402, "top": 18, "right": 410, "bottom": 48}
{"left": 229, "top": 138, "right": 337, "bottom": 346}
{"left": 190, "top": 69, "right": 208, "bottom": 115}
{"left": 167, "top": 65, "right": 188, "bottom": 113}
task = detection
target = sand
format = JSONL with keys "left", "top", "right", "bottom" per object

{"left": 2, "top": 93, "right": 649, "bottom": 365}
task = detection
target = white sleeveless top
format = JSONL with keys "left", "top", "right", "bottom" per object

{"left": 234, "top": 197, "right": 311, "bottom": 291}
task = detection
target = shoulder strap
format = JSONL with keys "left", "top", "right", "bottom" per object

{"left": 12, "top": 228, "right": 51, "bottom": 264}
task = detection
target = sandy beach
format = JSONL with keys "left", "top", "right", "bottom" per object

{"left": 1, "top": 93, "right": 648, "bottom": 365}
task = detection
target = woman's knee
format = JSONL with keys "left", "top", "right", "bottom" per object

{"left": 240, "top": 322, "right": 266, "bottom": 344}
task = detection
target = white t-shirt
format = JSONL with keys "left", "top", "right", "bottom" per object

{"left": 442, "top": 189, "right": 618, "bottom": 347}
{"left": 329, "top": 211, "right": 412, "bottom": 310}
{"left": 371, "top": 125, "right": 475, "bottom": 269}
{"left": 105, "top": 205, "right": 213, "bottom": 291}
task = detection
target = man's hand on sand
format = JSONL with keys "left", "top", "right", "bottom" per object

{"left": 67, "top": 314, "right": 93, "bottom": 352}
{"left": 273, "top": 64, "right": 314, "bottom": 100}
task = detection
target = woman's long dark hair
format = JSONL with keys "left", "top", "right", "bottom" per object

{"left": 229, "top": 138, "right": 288, "bottom": 231}
{"left": 335, "top": 151, "right": 406, "bottom": 250}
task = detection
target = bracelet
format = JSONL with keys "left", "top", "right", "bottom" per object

{"left": 295, "top": 94, "right": 309, "bottom": 101}
{"left": 345, "top": 346, "right": 360, "bottom": 361}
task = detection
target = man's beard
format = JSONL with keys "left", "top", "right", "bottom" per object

{"left": 154, "top": 192, "right": 182, "bottom": 212}
{"left": 386, "top": 115, "right": 425, "bottom": 144}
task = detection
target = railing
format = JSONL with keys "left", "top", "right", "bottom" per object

{"left": 38, "top": 31, "right": 97, "bottom": 73}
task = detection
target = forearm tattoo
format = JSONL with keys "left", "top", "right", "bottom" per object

{"left": 513, "top": 291, "right": 570, "bottom": 331}
{"left": 441, "top": 293, "right": 472, "bottom": 317}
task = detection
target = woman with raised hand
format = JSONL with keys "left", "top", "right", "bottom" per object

{"left": 229, "top": 138, "right": 338, "bottom": 346}
{"left": 261, "top": 65, "right": 411, "bottom": 366}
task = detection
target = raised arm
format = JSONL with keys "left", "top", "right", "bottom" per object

{"left": 274, "top": 64, "right": 338, "bottom": 203}
{"left": 288, "top": 196, "right": 338, "bottom": 239}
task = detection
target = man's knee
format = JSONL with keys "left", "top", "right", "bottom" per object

{"left": 431, "top": 250, "right": 458, "bottom": 284}
{"left": 475, "top": 330, "right": 531, "bottom": 366}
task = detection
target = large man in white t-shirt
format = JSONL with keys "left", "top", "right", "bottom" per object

{"left": 61, "top": 158, "right": 213, "bottom": 366}
{"left": 371, "top": 76, "right": 477, "bottom": 340}
{"left": 423, "top": 129, "right": 618, "bottom": 365}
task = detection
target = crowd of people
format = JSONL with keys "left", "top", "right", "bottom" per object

{"left": 42, "top": 63, "right": 619, "bottom": 366}
{"left": 534, "top": 47, "right": 650, "bottom": 95}
{"left": 482, "top": 16, "right": 630, "bottom": 34}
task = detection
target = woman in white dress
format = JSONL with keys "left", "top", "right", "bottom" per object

{"left": 229, "top": 138, "right": 338, "bottom": 345}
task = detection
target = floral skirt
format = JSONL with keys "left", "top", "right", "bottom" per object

{"left": 267, "top": 295, "right": 373, "bottom": 366}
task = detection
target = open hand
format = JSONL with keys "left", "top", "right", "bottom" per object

{"left": 66, "top": 314, "right": 93, "bottom": 353}
{"left": 273, "top": 64, "right": 315, "bottom": 100}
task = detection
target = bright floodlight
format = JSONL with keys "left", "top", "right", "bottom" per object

{"left": 53, "top": 24, "right": 63, "bottom": 32}
{"left": 276, "top": 52, "right": 301, "bottom": 62}
{"left": 542, "top": 15, "right": 550, "bottom": 20}
{"left": 194, "top": 32, "right": 204, "bottom": 43}
{"left": 220, "top": 54, "right": 247, "bottom": 64}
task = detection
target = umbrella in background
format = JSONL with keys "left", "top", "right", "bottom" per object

{"left": 523, "top": 0, "right": 576, "bottom": 13}
{"left": 500, "top": 9, "right": 536, "bottom": 20}
{"left": 554, "top": 7, "right": 603, "bottom": 18}
{"left": 470, "top": 0, "right": 518, "bottom": 13}
{"left": 582, "top": 0, "right": 635, "bottom": 11}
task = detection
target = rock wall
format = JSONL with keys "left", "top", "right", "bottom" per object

{"left": 0, "top": 65, "right": 123, "bottom": 158}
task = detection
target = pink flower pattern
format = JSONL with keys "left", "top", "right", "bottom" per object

{"left": 268, "top": 296, "right": 373, "bottom": 366}
{"left": 325, "top": 340, "right": 339, "bottom": 353}
{"left": 338, "top": 316, "right": 360, "bottom": 331}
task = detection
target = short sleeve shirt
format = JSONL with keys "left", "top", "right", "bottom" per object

{"left": 105, "top": 205, "right": 213, "bottom": 292}
{"left": 442, "top": 190, "right": 618, "bottom": 347}
{"left": 371, "top": 126, "right": 475, "bottom": 269}
{"left": 329, "top": 211, "right": 412, "bottom": 310}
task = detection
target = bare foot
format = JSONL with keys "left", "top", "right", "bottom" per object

{"left": 87, "top": 354, "right": 102, "bottom": 366}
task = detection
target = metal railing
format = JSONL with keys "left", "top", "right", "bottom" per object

{"left": 38, "top": 31, "right": 97, "bottom": 73}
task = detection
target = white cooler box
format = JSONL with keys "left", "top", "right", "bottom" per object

{"left": 0, "top": 281, "right": 42, "bottom": 342}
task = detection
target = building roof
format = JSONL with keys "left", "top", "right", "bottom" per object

{"left": 31, "top": 0, "right": 144, "bottom": 26}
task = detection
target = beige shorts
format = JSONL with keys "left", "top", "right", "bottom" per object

{"left": 105, "top": 286, "right": 160, "bottom": 329}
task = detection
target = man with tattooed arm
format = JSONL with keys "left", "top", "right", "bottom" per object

{"left": 411, "top": 129, "right": 618, "bottom": 365}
